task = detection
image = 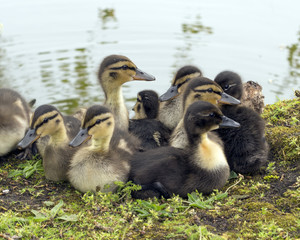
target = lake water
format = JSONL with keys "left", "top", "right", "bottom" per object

{"left": 0, "top": 0, "right": 300, "bottom": 115}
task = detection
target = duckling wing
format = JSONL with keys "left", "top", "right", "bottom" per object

{"left": 217, "top": 106, "right": 268, "bottom": 174}
{"left": 129, "top": 119, "right": 171, "bottom": 150}
{"left": 129, "top": 146, "right": 189, "bottom": 198}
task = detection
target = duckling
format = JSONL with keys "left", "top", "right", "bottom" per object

{"left": 170, "top": 77, "right": 240, "bottom": 149}
{"left": 0, "top": 88, "right": 31, "bottom": 157}
{"left": 158, "top": 65, "right": 202, "bottom": 130}
{"left": 129, "top": 90, "right": 171, "bottom": 149}
{"left": 98, "top": 55, "right": 155, "bottom": 131}
{"left": 214, "top": 71, "right": 269, "bottom": 174}
{"left": 68, "top": 105, "right": 137, "bottom": 193}
{"left": 17, "top": 104, "right": 81, "bottom": 181}
{"left": 129, "top": 101, "right": 240, "bottom": 199}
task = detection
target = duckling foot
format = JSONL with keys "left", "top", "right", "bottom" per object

{"left": 16, "top": 142, "right": 39, "bottom": 160}
{"left": 141, "top": 181, "right": 171, "bottom": 199}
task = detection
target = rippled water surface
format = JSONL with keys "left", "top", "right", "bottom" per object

{"left": 0, "top": 0, "right": 300, "bottom": 114}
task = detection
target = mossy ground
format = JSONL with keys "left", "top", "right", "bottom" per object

{"left": 0, "top": 97, "right": 299, "bottom": 240}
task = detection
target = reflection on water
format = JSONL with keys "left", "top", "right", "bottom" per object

{"left": 287, "top": 30, "right": 300, "bottom": 77}
{"left": 98, "top": 8, "right": 118, "bottom": 30}
{"left": 173, "top": 15, "right": 213, "bottom": 70}
{"left": 271, "top": 29, "right": 300, "bottom": 99}
{"left": 0, "top": 0, "right": 300, "bottom": 115}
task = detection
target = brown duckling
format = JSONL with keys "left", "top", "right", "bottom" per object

{"left": 0, "top": 88, "right": 32, "bottom": 157}
{"left": 170, "top": 77, "right": 240, "bottom": 149}
{"left": 98, "top": 55, "right": 155, "bottom": 131}
{"left": 215, "top": 70, "right": 269, "bottom": 174}
{"left": 129, "top": 90, "right": 171, "bottom": 149}
{"left": 68, "top": 105, "right": 138, "bottom": 193}
{"left": 158, "top": 65, "right": 202, "bottom": 130}
{"left": 129, "top": 101, "right": 240, "bottom": 199}
{"left": 17, "top": 104, "right": 81, "bottom": 181}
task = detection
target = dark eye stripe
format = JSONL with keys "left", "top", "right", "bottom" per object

{"left": 110, "top": 66, "right": 136, "bottom": 71}
{"left": 175, "top": 78, "right": 190, "bottom": 88}
{"left": 87, "top": 117, "right": 110, "bottom": 130}
{"left": 35, "top": 113, "right": 58, "bottom": 130}
{"left": 194, "top": 89, "right": 221, "bottom": 95}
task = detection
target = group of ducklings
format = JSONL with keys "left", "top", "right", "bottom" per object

{"left": 0, "top": 54, "right": 269, "bottom": 199}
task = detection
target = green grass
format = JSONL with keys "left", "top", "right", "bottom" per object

{"left": 1, "top": 97, "right": 299, "bottom": 239}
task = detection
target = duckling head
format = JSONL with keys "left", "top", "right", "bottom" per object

{"left": 182, "top": 77, "right": 240, "bottom": 111}
{"left": 132, "top": 90, "right": 159, "bottom": 119}
{"left": 17, "top": 105, "right": 66, "bottom": 149}
{"left": 184, "top": 101, "right": 240, "bottom": 144}
{"left": 98, "top": 55, "right": 155, "bottom": 97}
{"left": 159, "top": 65, "right": 202, "bottom": 101}
{"left": 69, "top": 105, "right": 114, "bottom": 151}
{"left": 214, "top": 71, "right": 243, "bottom": 100}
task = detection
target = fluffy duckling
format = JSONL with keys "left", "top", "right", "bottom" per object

{"left": 130, "top": 101, "right": 240, "bottom": 199}
{"left": 215, "top": 71, "right": 269, "bottom": 174}
{"left": 68, "top": 105, "right": 138, "bottom": 193}
{"left": 158, "top": 65, "right": 202, "bottom": 130}
{"left": 170, "top": 77, "right": 240, "bottom": 149}
{"left": 17, "top": 104, "right": 81, "bottom": 181}
{"left": 0, "top": 88, "right": 31, "bottom": 157}
{"left": 129, "top": 90, "right": 171, "bottom": 149}
{"left": 98, "top": 55, "right": 155, "bottom": 131}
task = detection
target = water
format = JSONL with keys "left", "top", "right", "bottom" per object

{"left": 0, "top": 0, "right": 299, "bottom": 115}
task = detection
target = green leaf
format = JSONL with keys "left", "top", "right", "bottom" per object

{"left": 229, "top": 171, "right": 238, "bottom": 179}
{"left": 50, "top": 200, "right": 64, "bottom": 218}
{"left": 57, "top": 214, "right": 78, "bottom": 222}
{"left": 8, "top": 170, "right": 23, "bottom": 178}
{"left": 24, "top": 168, "right": 36, "bottom": 178}
{"left": 31, "top": 210, "right": 48, "bottom": 221}
{"left": 43, "top": 201, "right": 55, "bottom": 207}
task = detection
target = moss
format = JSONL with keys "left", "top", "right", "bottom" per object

{"left": 262, "top": 97, "right": 300, "bottom": 163}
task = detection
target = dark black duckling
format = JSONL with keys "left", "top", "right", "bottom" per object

{"left": 129, "top": 90, "right": 171, "bottom": 150}
{"left": 98, "top": 55, "right": 155, "bottom": 131}
{"left": 0, "top": 88, "right": 32, "bottom": 157}
{"left": 129, "top": 101, "right": 240, "bottom": 199}
{"left": 17, "top": 104, "right": 81, "bottom": 181}
{"left": 69, "top": 105, "right": 139, "bottom": 193}
{"left": 215, "top": 71, "right": 269, "bottom": 174}
{"left": 158, "top": 65, "right": 202, "bottom": 130}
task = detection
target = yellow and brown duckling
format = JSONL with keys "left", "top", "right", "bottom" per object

{"left": 17, "top": 104, "right": 81, "bottom": 181}
{"left": 170, "top": 77, "right": 240, "bottom": 149}
{"left": 0, "top": 88, "right": 32, "bottom": 157}
{"left": 98, "top": 55, "right": 155, "bottom": 131}
{"left": 158, "top": 65, "right": 202, "bottom": 130}
{"left": 214, "top": 71, "right": 269, "bottom": 174}
{"left": 129, "top": 101, "right": 240, "bottom": 199}
{"left": 129, "top": 90, "right": 171, "bottom": 150}
{"left": 68, "top": 105, "right": 140, "bottom": 193}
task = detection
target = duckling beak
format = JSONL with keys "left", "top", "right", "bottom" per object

{"left": 17, "top": 128, "right": 40, "bottom": 149}
{"left": 133, "top": 68, "right": 156, "bottom": 81}
{"left": 159, "top": 85, "right": 179, "bottom": 102}
{"left": 218, "top": 92, "right": 240, "bottom": 105}
{"left": 219, "top": 116, "right": 240, "bottom": 128}
{"left": 69, "top": 128, "right": 91, "bottom": 147}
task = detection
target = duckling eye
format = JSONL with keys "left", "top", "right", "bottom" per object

{"left": 122, "top": 65, "right": 129, "bottom": 70}
{"left": 209, "top": 113, "right": 215, "bottom": 117}
{"left": 95, "top": 119, "right": 101, "bottom": 124}
{"left": 224, "top": 84, "right": 230, "bottom": 90}
{"left": 207, "top": 88, "right": 213, "bottom": 93}
{"left": 43, "top": 118, "right": 48, "bottom": 123}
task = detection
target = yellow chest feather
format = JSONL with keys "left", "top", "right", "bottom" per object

{"left": 196, "top": 135, "right": 228, "bottom": 171}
